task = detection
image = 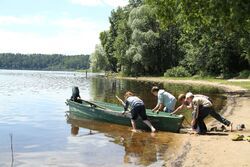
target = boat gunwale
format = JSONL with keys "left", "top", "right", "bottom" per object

{"left": 66, "top": 99, "right": 184, "bottom": 120}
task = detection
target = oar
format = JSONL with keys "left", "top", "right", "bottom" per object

{"left": 115, "top": 95, "right": 125, "bottom": 106}
{"left": 79, "top": 99, "right": 109, "bottom": 110}
{"left": 115, "top": 95, "right": 131, "bottom": 114}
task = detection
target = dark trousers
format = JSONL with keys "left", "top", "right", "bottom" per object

{"left": 131, "top": 105, "right": 148, "bottom": 121}
{"left": 193, "top": 107, "right": 231, "bottom": 134}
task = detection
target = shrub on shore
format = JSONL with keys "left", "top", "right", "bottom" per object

{"left": 237, "top": 70, "right": 250, "bottom": 79}
{"left": 164, "top": 66, "right": 191, "bottom": 77}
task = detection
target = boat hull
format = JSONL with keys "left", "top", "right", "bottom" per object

{"left": 66, "top": 100, "right": 184, "bottom": 132}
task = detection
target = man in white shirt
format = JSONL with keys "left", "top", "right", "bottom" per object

{"left": 185, "top": 92, "right": 232, "bottom": 134}
{"left": 151, "top": 86, "right": 176, "bottom": 113}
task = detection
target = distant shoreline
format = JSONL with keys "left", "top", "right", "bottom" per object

{"left": 0, "top": 68, "right": 89, "bottom": 72}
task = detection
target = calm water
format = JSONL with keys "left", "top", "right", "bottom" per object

{"left": 0, "top": 70, "right": 226, "bottom": 167}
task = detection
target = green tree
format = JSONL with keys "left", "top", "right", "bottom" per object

{"left": 147, "top": 0, "right": 250, "bottom": 77}
{"left": 125, "top": 4, "right": 160, "bottom": 75}
{"left": 0, "top": 53, "right": 90, "bottom": 70}
{"left": 90, "top": 44, "right": 109, "bottom": 71}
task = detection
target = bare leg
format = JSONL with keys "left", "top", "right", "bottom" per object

{"left": 131, "top": 120, "right": 137, "bottom": 132}
{"left": 143, "top": 120, "right": 156, "bottom": 132}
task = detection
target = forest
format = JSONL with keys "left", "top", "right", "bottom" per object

{"left": 91, "top": 0, "right": 250, "bottom": 78}
{"left": 0, "top": 53, "right": 90, "bottom": 70}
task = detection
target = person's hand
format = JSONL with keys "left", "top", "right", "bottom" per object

{"left": 170, "top": 111, "right": 177, "bottom": 115}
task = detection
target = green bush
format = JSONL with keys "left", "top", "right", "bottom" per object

{"left": 164, "top": 66, "right": 191, "bottom": 77}
{"left": 238, "top": 70, "right": 250, "bottom": 79}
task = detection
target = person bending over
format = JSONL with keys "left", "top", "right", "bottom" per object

{"left": 185, "top": 92, "right": 233, "bottom": 134}
{"left": 122, "top": 91, "right": 156, "bottom": 133}
{"left": 172, "top": 94, "right": 211, "bottom": 114}
{"left": 151, "top": 86, "right": 176, "bottom": 113}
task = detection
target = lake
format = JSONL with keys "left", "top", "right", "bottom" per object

{"left": 0, "top": 70, "right": 226, "bottom": 166}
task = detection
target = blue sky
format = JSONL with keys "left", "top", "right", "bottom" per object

{"left": 0, "top": 0, "right": 128, "bottom": 55}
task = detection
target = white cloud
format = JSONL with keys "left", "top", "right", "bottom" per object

{"left": 53, "top": 18, "right": 101, "bottom": 31}
{"left": 70, "top": 0, "right": 128, "bottom": 7}
{"left": 0, "top": 16, "right": 106, "bottom": 54}
{"left": 0, "top": 15, "right": 45, "bottom": 25}
{"left": 0, "top": 28, "right": 100, "bottom": 54}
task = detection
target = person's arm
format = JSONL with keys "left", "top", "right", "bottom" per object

{"left": 191, "top": 103, "right": 199, "bottom": 128}
{"left": 191, "top": 116, "right": 196, "bottom": 127}
{"left": 116, "top": 95, "right": 128, "bottom": 115}
{"left": 152, "top": 103, "right": 160, "bottom": 111}
{"left": 152, "top": 103, "right": 164, "bottom": 113}
{"left": 158, "top": 103, "right": 164, "bottom": 111}
{"left": 153, "top": 93, "right": 164, "bottom": 112}
{"left": 122, "top": 100, "right": 129, "bottom": 114}
{"left": 184, "top": 100, "right": 193, "bottom": 110}
{"left": 171, "top": 104, "right": 185, "bottom": 114}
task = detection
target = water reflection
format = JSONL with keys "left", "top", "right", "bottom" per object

{"left": 67, "top": 114, "right": 176, "bottom": 166}
{"left": 90, "top": 77, "right": 227, "bottom": 122}
{"left": 121, "top": 132, "right": 160, "bottom": 165}
{"left": 90, "top": 77, "right": 225, "bottom": 108}
{"left": 71, "top": 125, "right": 80, "bottom": 136}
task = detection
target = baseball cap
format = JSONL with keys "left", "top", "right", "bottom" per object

{"left": 186, "top": 92, "right": 194, "bottom": 98}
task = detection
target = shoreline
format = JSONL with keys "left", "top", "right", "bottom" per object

{"left": 116, "top": 76, "right": 250, "bottom": 166}
{"left": 116, "top": 76, "right": 249, "bottom": 93}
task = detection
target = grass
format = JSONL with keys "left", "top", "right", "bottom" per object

{"left": 219, "top": 81, "right": 250, "bottom": 90}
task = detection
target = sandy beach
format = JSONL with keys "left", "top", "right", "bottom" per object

{"left": 118, "top": 77, "right": 250, "bottom": 167}
{"left": 169, "top": 95, "right": 250, "bottom": 167}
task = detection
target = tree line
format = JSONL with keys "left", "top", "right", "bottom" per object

{"left": 0, "top": 53, "right": 90, "bottom": 70}
{"left": 91, "top": 0, "right": 249, "bottom": 78}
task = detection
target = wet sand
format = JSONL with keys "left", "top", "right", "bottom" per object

{"left": 118, "top": 77, "right": 250, "bottom": 166}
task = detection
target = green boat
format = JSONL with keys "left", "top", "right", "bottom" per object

{"left": 66, "top": 99, "right": 184, "bottom": 133}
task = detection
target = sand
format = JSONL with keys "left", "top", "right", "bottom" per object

{"left": 117, "top": 77, "right": 250, "bottom": 167}
{"left": 168, "top": 96, "right": 250, "bottom": 167}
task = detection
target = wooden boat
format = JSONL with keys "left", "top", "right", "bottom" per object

{"left": 66, "top": 99, "right": 184, "bottom": 133}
